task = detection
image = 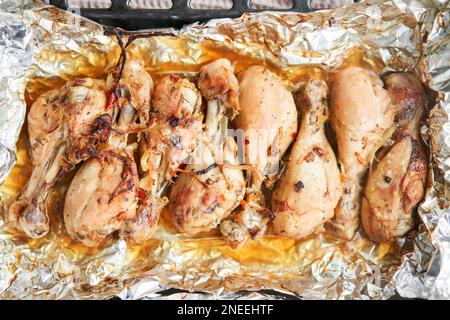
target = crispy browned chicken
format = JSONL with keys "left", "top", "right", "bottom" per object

{"left": 119, "top": 73, "right": 203, "bottom": 244}
{"left": 324, "top": 67, "right": 396, "bottom": 240}
{"left": 271, "top": 80, "right": 342, "bottom": 238}
{"left": 169, "top": 59, "right": 245, "bottom": 235}
{"left": 6, "top": 78, "right": 109, "bottom": 238}
{"left": 361, "top": 73, "right": 428, "bottom": 242}
{"left": 219, "top": 66, "right": 298, "bottom": 248}
{"left": 64, "top": 59, "right": 151, "bottom": 247}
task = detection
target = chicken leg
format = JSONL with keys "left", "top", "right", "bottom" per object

{"left": 361, "top": 73, "right": 428, "bottom": 242}
{"left": 119, "top": 73, "right": 203, "bottom": 244}
{"left": 220, "top": 66, "right": 298, "bottom": 248}
{"left": 324, "top": 67, "right": 395, "bottom": 240}
{"left": 64, "top": 58, "right": 151, "bottom": 247}
{"left": 6, "top": 78, "right": 109, "bottom": 238}
{"left": 168, "top": 59, "right": 245, "bottom": 235}
{"left": 271, "top": 80, "right": 342, "bottom": 238}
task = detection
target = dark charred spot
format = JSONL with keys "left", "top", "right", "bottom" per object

{"left": 114, "top": 86, "right": 121, "bottom": 97}
{"left": 249, "top": 229, "right": 258, "bottom": 239}
{"left": 409, "top": 138, "right": 423, "bottom": 165}
{"left": 127, "top": 178, "right": 134, "bottom": 190}
{"left": 76, "top": 150, "right": 85, "bottom": 160}
{"left": 384, "top": 176, "right": 392, "bottom": 183}
{"left": 117, "top": 86, "right": 130, "bottom": 99}
{"left": 422, "top": 30, "right": 429, "bottom": 43}
{"left": 268, "top": 211, "right": 276, "bottom": 221}
{"left": 31, "top": 228, "right": 45, "bottom": 237}
{"left": 267, "top": 145, "right": 280, "bottom": 157}
{"left": 328, "top": 17, "right": 336, "bottom": 27}
{"left": 205, "top": 201, "right": 220, "bottom": 214}
{"left": 61, "top": 94, "right": 69, "bottom": 105}
{"left": 143, "top": 132, "right": 150, "bottom": 145}
{"left": 179, "top": 162, "right": 187, "bottom": 170}
{"left": 224, "top": 106, "right": 236, "bottom": 119}
{"left": 176, "top": 215, "right": 183, "bottom": 227}
{"left": 169, "top": 117, "right": 180, "bottom": 127}
{"left": 170, "top": 86, "right": 178, "bottom": 97}
{"left": 362, "top": 136, "right": 368, "bottom": 150}
{"left": 193, "top": 163, "right": 217, "bottom": 175}
{"left": 86, "top": 147, "right": 97, "bottom": 157}
{"left": 95, "top": 114, "right": 123, "bottom": 135}
{"left": 294, "top": 181, "right": 305, "bottom": 192}
{"left": 77, "top": 233, "right": 87, "bottom": 240}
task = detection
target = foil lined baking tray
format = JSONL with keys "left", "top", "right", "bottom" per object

{"left": 0, "top": 0, "right": 449, "bottom": 299}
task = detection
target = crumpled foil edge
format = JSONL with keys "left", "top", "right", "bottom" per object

{"left": 0, "top": 5, "right": 33, "bottom": 184}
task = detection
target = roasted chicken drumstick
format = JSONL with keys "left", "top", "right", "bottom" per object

{"left": 325, "top": 67, "right": 396, "bottom": 240}
{"left": 119, "top": 73, "right": 203, "bottom": 244}
{"left": 6, "top": 78, "right": 109, "bottom": 238}
{"left": 220, "top": 66, "right": 298, "bottom": 248}
{"left": 168, "top": 59, "right": 245, "bottom": 235}
{"left": 361, "top": 73, "right": 428, "bottom": 242}
{"left": 64, "top": 59, "right": 151, "bottom": 247}
{"left": 271, "top": 80, "right": 342, "bottom": 238}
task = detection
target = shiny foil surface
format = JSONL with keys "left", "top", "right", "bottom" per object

{"left": 0, "top": 0, "right": 449, "bottom": 300}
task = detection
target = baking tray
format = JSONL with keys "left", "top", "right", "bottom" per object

{"left": 49, "top": 0, "right": 322, "bottom": 29}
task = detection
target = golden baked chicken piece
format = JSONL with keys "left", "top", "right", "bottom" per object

{"left": 220, "top": 66, "right": 298, "bottom": 248}
{"left": 271, "top": 80, "right": 342, "bottom": 238}
{"left": 325, "top": 67, "right": 396, "bottom": 240}
{"left": 362, "top": 73, "right": 428, "bottom": 242}
{"left": 64, "top": 59, "right": 151, "bottom": 247}
{"left": 6, "top": 78, "right": 109, "bottom": 238}
{"left": 64, "top": 151, "right": 139, "bottom": 247}
{"left": 168, "top": 59, "right": 245, "bottom": 235}
{"left": 119, "top": 73, "right": 203, "bottom": 244}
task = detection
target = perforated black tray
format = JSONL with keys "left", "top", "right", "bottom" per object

{"left": 49, "top": 0, "right": 316, "bottom": 30}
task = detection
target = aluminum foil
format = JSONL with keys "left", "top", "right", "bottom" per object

{"left": 0, "top": 0, "right": 449, "bottom": 300}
